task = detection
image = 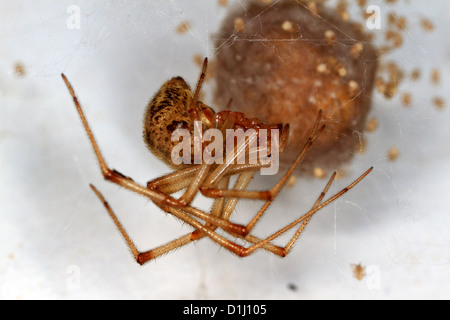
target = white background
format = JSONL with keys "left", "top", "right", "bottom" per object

{"left": 1, "top": 0, "right": 449, "bottom": 299}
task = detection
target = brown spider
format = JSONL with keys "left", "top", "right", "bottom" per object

{"left": 61, "top": 58, "right": 372, "bottom": 265}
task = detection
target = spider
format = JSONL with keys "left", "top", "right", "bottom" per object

{"left": 61, "top": 57, "right": 372, "bottom": 265}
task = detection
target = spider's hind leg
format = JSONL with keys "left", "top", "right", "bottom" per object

{"left": 89, "top": 184, "right": 208, "bottom": 264}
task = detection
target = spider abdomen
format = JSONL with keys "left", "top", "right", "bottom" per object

{"left": 143, "top": 77, "right": 196, "bottom": 167}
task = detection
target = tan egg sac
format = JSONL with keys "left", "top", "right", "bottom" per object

{"left": 213, "top": 0, "right": 378, "bottom": 174}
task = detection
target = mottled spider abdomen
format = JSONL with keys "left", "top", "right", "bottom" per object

{"left": 143, "top": 77, "right": 196, "bottom": 167}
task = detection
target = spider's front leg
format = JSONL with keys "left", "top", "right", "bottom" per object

{"left": 61, "top": 74, "right": 248, "bottom": 236}
{"left": 61, "top": 74, "right": 177, "bottom": 205}
{"left": 89, "top": 183, "right": 211, "bottom": 263}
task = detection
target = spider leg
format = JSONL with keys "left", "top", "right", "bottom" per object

{"left": 187, "top": 57, "right": 208, "bottom": 121}
{"left": 200, "top": 110, "right": 324, "bottom": 201}
{"left": 188, "top": 171, "right": 336, "bottom": 257}
{"left": 236, "top": 167, "right": 373, "bottom": 257}
{"left": 62, "top": 74, "right": 170, "bottom": 202}
{"left": 195, "top": 167, "right": 370, "bottom": 257}
{"left": 185, "top": 170, "right": 255, "bottom": 234}
{"left": 139, "top": 173, "right": 257, "bottom": 265}
{"left": 199, "top": 126, "right": 323, "bottom": 200}
{"left": 169, "top": 166, "right": 373, "bottom": 258}
{"left": 198, "top": 111, "right": 325, "bottom": 236}
{"left": 146, "top": 171, "right": 263, "bottom": 262}
{"left": 168, "top": 162, "right": 212, "bottom": 207}
{"left": 154, "top": 171, "right": 256, "bottom": 261}
{"left": 89, "top": 174, "right": 252, "bottom": 265}
{"left": 89, "top": 183, "right": 231, "bottom": 264}
{"left": 238, "top": 171, "right": 337, "bottom": 256}
{"left": 146, "top": 163, "right": 264, "bottom": 195}
{"left": 147, "top": 165, "right": 201, "bottom": 194}
{"left": 61, "top": 73, "right": 201, "bottom": 207}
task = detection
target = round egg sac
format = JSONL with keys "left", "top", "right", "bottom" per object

{"left": 213, "top": 0, "right": 378, "bottom": 175}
